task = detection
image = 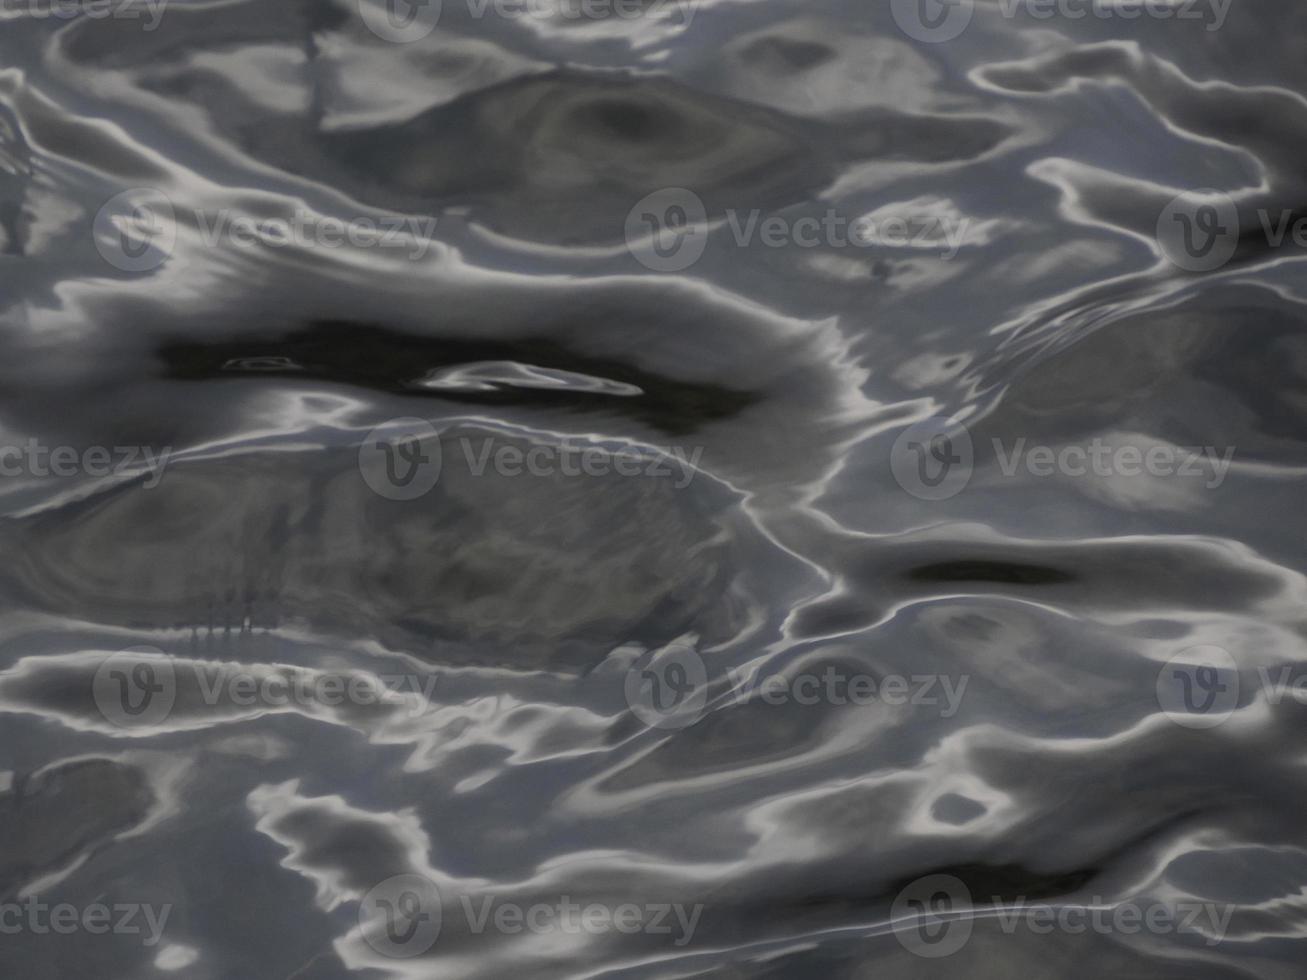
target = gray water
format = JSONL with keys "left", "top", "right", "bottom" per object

{"left": 1, "top": 0, "right": 1305, "bottom": 977}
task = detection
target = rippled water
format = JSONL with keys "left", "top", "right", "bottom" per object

{"left": 2, "top": 0, "right": 1306, "bottom": 977}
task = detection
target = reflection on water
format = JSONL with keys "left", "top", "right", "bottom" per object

{"left": 1, "top": 1, "right": 1306, "bottom": 977}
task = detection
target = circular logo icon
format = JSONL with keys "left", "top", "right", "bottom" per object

{"left": 359, "top": 874, "right": 442, "bottom": 959}
{"left": 624, "top": 188, "right": 709, "bottom": 273}
{"left": 891, "top": 874, "right": 973, "bottom": 958}
{"left": 93, "top": 647, "right": 177, "bottom": 730}
{"left": 359, "top": 418, "right": 443, "bottom": 501}
{"left": 1156, "top": 190, "right": 1239, "bottom": 272}
{"left": 93, "top": 188, "right": 176, "bottom": 273}
{"left": 891, "top": 416, "right": 974, "bottom": 501}
{"left": 891, "top": 0, "right": 974, "bottom": 43}
{"left": 1156, "top": 645, "right": 1240, "bottom": 729}
{"left": 624, "top": 643, "right": 708, "bottom": 730}
{"left": 358, "top": 0, "right": 441, "bottom": 42}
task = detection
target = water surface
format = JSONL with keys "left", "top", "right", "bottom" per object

{"left": 0, "top": 1, "right": 1305, "bottom": 977}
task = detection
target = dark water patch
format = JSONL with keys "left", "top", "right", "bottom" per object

{"left": 159, "top": 320, "right": 759, "bottom": 434}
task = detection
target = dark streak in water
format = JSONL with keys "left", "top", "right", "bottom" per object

{"left": 160, "top": 320, "right": 759, "bottom": 434}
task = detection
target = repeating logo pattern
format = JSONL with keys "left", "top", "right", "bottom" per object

{"left": 624, "top": 188, "right": 709, "bottom": 272}
{"left": 360, "top": 874, "right": 443, "bottom": 958}
{"left": 891, "top": 0, "right": 974, "bottom": 43}
{"left": 92, "top": 647, "right": 178, "bottom": 729}
{"left": 359, "top": 418, "right": 444, "bottom": 500}
{"left": 890, "top": 416, "right": 975, "bottom": 501}
{"left": 1156, "top": 190, "right": 1239, "bottom": 272}
{"left": 623, "top": 644, "right": 708, "bottom": 730}
{"left": 94, "top": 188, "right": 176, "bottom": 273}
{"left": 1156, "top": 645, "right": 1240, "bottom": 729}
{"left": 358, "top": 0, "right": 442, "bottom": 41}
{"left": 891, "top": 874, "right": 974, "bottom": 957}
